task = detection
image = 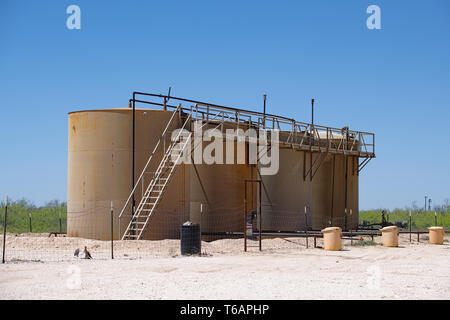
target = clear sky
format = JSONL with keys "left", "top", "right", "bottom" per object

{"left": 0, "top": 0, "right": 449, "bottom": 210}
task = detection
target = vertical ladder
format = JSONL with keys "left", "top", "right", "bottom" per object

{"left": 121, "top": 110, "right": 192, "bottom": 240}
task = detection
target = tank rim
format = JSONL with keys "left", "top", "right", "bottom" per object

{"left": 68, "top": 108, "right": 170, "bottom": 115}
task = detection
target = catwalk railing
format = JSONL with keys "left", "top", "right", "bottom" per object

{"left": 130, "top": 91, "right": 375, "bottom": 159}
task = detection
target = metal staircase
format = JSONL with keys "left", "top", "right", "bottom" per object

{"left": 119, "top": 106, "right": 192, "bottom": 240}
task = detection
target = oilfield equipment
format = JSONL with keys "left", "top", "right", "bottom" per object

{"left": 67, "top": 91, "right": 376, "bottom": 241}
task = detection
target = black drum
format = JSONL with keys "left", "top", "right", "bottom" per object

{"left": 180, "top": 224, "right": 201, "bottom": 255}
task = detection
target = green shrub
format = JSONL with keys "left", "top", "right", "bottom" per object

{"left": 0, "top": 199, "right": 66, "bottom": 234}
{"left": 353, "top": 240, "right": 377, "bottom": 246}
{"left": 359, "top": 209, "right": 449, "bottom": 230}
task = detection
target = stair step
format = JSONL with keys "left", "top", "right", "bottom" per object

{"left": 122, "top": 110, "right": 192, "bottom": 239}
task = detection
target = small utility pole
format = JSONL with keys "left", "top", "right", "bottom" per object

{"left": 2, "top": 196, "right": 8, "bottom": 264}
{"left": 311, "top": 98, "right": 315, "bottom": 125}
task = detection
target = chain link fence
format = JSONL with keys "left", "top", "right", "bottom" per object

{"left": 1, "top": 199, "right": 449, "bottom": 263}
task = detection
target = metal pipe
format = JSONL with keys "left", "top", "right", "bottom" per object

{"left": 132, "top": 92, "right": 136, "bottom": 223}
{"left": 259, "top": 180, "right": 262, "bottom": 251}
{"left": 244, "top": 179, "right": 262, "bottom": 252}
{"left": 134, "top": 91, "right": 295, "bottom": 122}
{"left": 263, "top": 94, "right": 267, "bottom": 129}
{"left": 2, "top": 196, "right": 8, "bottom": 264}
{"left": 201, "top": 229, "right": 437, "bottom": 237}
{"left": 111, "top": 201, "right": 114, "bottom": 260}
{"left": 244, "top": 182, "right": 247, "bottom": 252}
{"left": 344, "top": 128, "right": 349, "bottom": 230}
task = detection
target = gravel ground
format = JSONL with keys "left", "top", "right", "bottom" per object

{"left": 0, "top": 234, "right": 449, "bottom": 300}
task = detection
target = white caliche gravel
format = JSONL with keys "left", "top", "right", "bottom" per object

{"left": 0, "top": 235, "right": 449, "bottom": 300}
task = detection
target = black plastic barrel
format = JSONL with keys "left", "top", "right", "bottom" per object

{"left": 180, "top": 224, "right": 201, "bottom": 255}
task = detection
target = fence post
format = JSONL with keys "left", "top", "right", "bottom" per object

{"left": 350, "top": 209, "right": 353, "bottom": 246}
{"left": 29, "top": 212, "right": 32, "bottom": 233}
{"left": 111, "top": 201, "right": 114, "bottom": 260}
{"left": 304, "top": 206, "right": 308, "bottom": 249}
{"left": 409, "top": 210, "right": 412, "bottom": 243}
{"left": 2, "top": 196, "right": 8, "bottom": 264}
{"left": 59, "top": 210, "right": 62, "bottom": 234}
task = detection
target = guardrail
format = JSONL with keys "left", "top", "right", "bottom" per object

{"left": 129, "top": 91, "right": 375, "bottom": 157}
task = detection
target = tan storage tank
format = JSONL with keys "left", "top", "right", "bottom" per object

{"left": 428, "top": 227, "right": 444, "bottom": 245}
{"left": 260, "top": 134, "right": 359, "bottom": 232}
{"left": 189, "top": 121, "right": 257, "bottom": 237}
{"left": 321, "top": 227, "right": 342, "bottom": 250}
{"left": 314, "top": 154, "right": 359, "bottom": 230}
{"left": 381, "top": 226, "right": 399, "bottom": 247}
{"left": 67, "top": 108, "right": 189, "bottom": 240}
{"left": 260, "top": 148, "right": 311, "bottom": 231}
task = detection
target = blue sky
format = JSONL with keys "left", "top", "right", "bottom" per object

{"left": 0, "top": 0, "right": 449, "bottom": 210}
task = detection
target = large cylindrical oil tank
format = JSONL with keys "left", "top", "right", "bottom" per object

{"left": 260, "top": 131, "right": 359, "bottom": 231}
{"left": 188, "top": 121, "right": 257, "bottom": 237}
{"left": 260, "top": 148, "right": 311, "bottom": 232}
{"left": 67, "top": 108, "right": 189, "bottom": 240}
{"left": 311, "top": 154, "right": 359, "bottom": 230}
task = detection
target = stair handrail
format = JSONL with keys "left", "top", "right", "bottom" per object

{"left": 118, "top": 103, "right": 182, "bottom": 220}
{"left": 135, "top": 119, "right": 193, "bottom": 239}
{"left": 122, "top": 112, "right": 193, "bottom": 240}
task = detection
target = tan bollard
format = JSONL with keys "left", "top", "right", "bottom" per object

{"left": 321, "top": 227, "right": 342, "bottom": 251}
{"left": 380, "top": 226, "right": 399, "bottom": 247}
{"left": 428, "top": 227, "right": 444, "bottom": 245}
